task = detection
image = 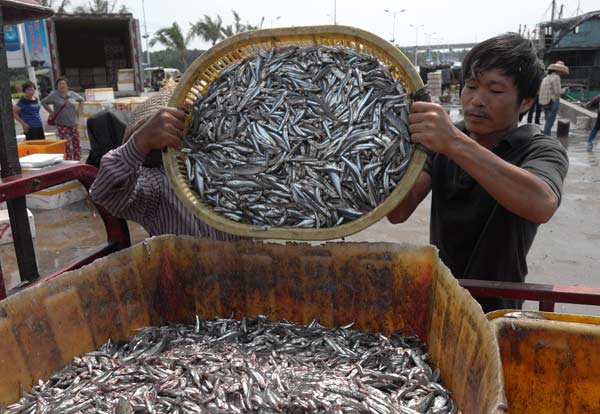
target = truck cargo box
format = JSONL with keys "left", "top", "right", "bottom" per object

{"left": 46, "top": 13, "right": 143, "bottom": 95}
{"left": 0, "top": 237, "right": 507, "bottom": 413}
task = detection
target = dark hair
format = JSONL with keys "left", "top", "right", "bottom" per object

{"left": 55, "top": 77, "right": 68, "bottom": 88}
{"left": 462, "top": 33, "right": 544, "bottom": 102}
{"left": 21, "top": 80, "right": 36, "bottom": 92}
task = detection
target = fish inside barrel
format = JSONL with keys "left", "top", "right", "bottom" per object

{"left": 184, "top": 45, "right": 413, "bottom": 229}
{"left": 5, "top": 316, "right": 458, "bottom": 414}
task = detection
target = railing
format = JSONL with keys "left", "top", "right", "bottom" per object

{"left": 459, "top": 279, "right": 600, "bottom": 312}
{"left": 0, "top": 163, "right": 131, "bottom": 299}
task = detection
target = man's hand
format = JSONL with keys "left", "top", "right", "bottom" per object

{"left": 22, "top": 123, "right": 30, "bottom": 133}
{"left": 133, "top": 107, "right": 186, "bottom": 155}
{"left": 408, "top": 102, "right": 462, "bottom": 154}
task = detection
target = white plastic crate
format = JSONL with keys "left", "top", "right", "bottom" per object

{"left": 84, "top": 88, "right": 115, "bottom": 102}
{"left": 26, "top": 180, "right": 86, "bottom": 210}
{"left": 0, "top": 208, "right": 36, "bottom": 246}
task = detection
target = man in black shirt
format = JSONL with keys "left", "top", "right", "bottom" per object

{"left": 388, "top": 33, "right": 569, "bottom": 312}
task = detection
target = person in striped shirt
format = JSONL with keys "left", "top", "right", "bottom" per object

{"left": 90, "top": 87, "right": 241, "bottom": 241}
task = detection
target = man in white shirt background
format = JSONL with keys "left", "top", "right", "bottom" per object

{"left": 538, "top": 61, "right": 569, "bottom": 136}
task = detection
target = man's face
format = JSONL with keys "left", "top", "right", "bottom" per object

{"left": 461, "top": 69, "right": 533, "bottom": 139}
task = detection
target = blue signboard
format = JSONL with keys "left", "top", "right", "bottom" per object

{"left": 4, "top": 25, "right": 21, "bottom": 52}
{"left": 24, "top": 20, "right": 51, "bottom": 68}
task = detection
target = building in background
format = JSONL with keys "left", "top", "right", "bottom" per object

{"left": 537, "top": 10, "right": 600, "bottom": 101}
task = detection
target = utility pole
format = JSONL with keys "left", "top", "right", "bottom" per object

{"left": 410, "top": 24, "right": 424, "bottom": 65}
{"left": 141, "top": 0, "right": 150, "bottom": 66}
{"left": 384, "top": 9, "right": 406, "bottom": 44}
{"left": 333, "top": 0, "right": 337, "bottom": 25}
{"left": 551, "top": 0, "right": 556, "bottom": 21}
{"left": 18, "top": 24, "right": 36, "bottom": 88}
{"left": 270, "top": 16, "right": 281, "bottom": 27}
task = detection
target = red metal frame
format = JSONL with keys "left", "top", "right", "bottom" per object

{"left": 0, "top": 163, "right": 130, "bottom": 299}
{"left": 0, "top": 166, "right": 598, "bottom": 311}
{"left": 459, "top": 279, "right": 600, "bottom": 312}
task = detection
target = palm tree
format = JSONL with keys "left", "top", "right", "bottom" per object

{"left": 73, "top": 0, "right": 129, "bottom": 13}
{"left": 39, "top": 0, "right": 70, "bottom": 12}
{"left": 190, "top": 15, "right": 224, "bottom": 46}
{"left": 220, "top": 11, "right": 261, "bottom": 39}
{"left": 221, "top": 25, "right": 235, "bottom": 38}
{"left": 150, "top": 22, "right": 192, "bottom": 69}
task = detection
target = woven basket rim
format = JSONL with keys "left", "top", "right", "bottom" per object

{"left": 163, "top": 25, "right": 426, "bottom": 240}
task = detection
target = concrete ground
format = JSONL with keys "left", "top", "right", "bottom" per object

{"left": 3, "top": 99, "right": 599, "bottom": 316}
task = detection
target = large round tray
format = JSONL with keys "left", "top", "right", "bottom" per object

{"left": 164, "top": 25, "right": 427, "bottom": 240}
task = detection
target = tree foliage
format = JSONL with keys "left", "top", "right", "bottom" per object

{"left": 72, "top": 0, "right": 129, "bottom": 14}
{"left": 150, "top": 22, "right": 193, "bottom": 68}
{"left": 220, "top": 11, "right": 260, "bottom": 38}
{"left": 39, "top": 0, "right": 70, "bottom": 13}
{"left": 190, "top": 15, "right": 224, "bottom": 46}
{"left": 150, "top": 11, "right": 262, "bottom": 70}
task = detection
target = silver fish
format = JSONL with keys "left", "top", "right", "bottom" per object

{"left": 5, "top": 316, "right": 457, "bottom": 414}
{"left": 184, "top": 45, "right": 414, "bottom": 229}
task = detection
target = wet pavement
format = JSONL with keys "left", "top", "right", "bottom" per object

{"left": 0, "top": 200, "right": 149, "bottom": 291}
{"left": 3, "top": 102, "right": 599, "bottom": 316}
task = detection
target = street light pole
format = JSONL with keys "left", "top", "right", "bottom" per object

{"left": 333, "top": 0, "right": 337, "bottom": 25}
{"left": 383, "top": 9, "right": 406, "bottom": 44}
{"left": 410, "top": 24, "right": 424, "bottom": 65}
{"left": 424, "top": 31, "right": 435, "bottom": 62}
{"left": 270, "top": 16, "right": 281, "bottom": 27}
{"left": 141, "top": 0, "right": 150, "bottom": 66}
{"left": 436, "top": 36, "right": 445, "bottom": 64}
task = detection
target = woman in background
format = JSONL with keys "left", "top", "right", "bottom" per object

{"left": 13, "top": 80, "right": 44, "bottom": 140}
{"left": 41, "top": 77, "right": 84, "bottom": 160}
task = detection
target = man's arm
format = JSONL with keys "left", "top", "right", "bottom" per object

{"left": 90, "top": 107, "right": 186, "bottom": 221}
{"left": 446, "top": 136, "right": 559, "bottom": 223}
{"left": 409, "top": 102, "right": 562, "bottom": 224}
{"left": 387, "top": 171, "right": 431, "bottom": 223}
{"left": 90, "top": 137, "right": 160, "bottom": 221}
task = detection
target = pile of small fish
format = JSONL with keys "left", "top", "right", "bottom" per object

{"left": 6, "top": 317, "right": 457, "bottom": 414}
{"left": 184, "top": 45, "right": 413, "bottom": 229}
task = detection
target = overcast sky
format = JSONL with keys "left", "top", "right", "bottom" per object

{"left": 75, "top": 0, "right": 599, "bottom": 51}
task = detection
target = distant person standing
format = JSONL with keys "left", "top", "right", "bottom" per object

{"left": 539, "top": 61, "right": 569, "bottom": 136}
{"left": 527, "top": 59, "right": 546, "bottom": 125}
{"left": 441, "top": 68, "right": 452, "bottom": 94}
{"left": 41, "top": 77, "right": 84, "bottom": 160}
{"left": 587, "top": 104, "right": 600, "bottom": 151}
{"left": 526, "top": 75, "right": 544, "bottom": 125}
{"left": 13, "top": 80, "right": 45, "bottom": 140}
{"left": 526, "top": 94, "right": 542, "bottom": 125}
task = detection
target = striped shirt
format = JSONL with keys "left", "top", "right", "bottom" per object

{"left": 90, "top": 137, "right": 242, "bottom": 241}
{"left": 538, "top": 73, "right": 562, "bottom": 106}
